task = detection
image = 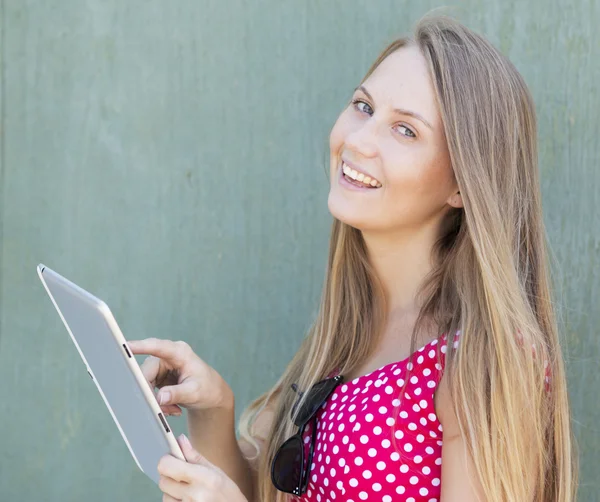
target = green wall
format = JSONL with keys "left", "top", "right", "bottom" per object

{"left": 0, "top": 1, "right": 597, "bottom": 500}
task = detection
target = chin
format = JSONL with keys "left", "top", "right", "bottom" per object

{"left": 327, "top": 192, "right": 368, "bottom": 231}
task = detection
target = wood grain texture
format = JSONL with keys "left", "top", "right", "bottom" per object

{"left": 0, "top": 0, "right": 597, "bottom": 499}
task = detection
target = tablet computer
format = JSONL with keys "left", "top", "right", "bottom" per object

{"left": 37, "top": 264, "right": 185, "bottom": 484}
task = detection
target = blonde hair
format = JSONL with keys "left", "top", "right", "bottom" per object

{"left": 239, "top": 13, "right": 577, "bottom": 502}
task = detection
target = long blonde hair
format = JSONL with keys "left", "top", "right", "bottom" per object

{"left": 239, "top": 13, "right": 577, "bottom": 502}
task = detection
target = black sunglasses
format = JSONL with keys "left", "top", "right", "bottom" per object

{"left": 271, "top": 374, "right": 344, "bottom": 496}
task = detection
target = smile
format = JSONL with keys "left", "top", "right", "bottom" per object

{"left": 341, "top": 161, "right": 382, "bottom": 188}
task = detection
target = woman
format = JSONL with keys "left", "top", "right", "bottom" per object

{"left": 128, "top": 14, "right": 578, "bottom": 502}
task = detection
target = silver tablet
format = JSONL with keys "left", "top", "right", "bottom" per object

{"left": 37, "top": 264, "right": 185, "bottom": 484}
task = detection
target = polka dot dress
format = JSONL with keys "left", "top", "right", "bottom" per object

{"left": 293, "top": 332, "right": 459, "bottom": 502}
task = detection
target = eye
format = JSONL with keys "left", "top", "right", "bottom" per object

{"left": 395, "top": 124, "right": 416, "bottom": 138}
{"left": 351, "top": 98, "right": 417, "bottom": 139}
{"left": 351, "top": 98, "right": 373, "bottom": 115}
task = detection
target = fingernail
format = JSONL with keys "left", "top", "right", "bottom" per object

{"left": 159, "top": 391, "right": 171, "bottom": 405}
{"left": 180, "top": 434, "right": 191, "bottom": 448}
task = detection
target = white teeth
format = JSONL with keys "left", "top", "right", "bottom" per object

{"left": 342, "top": 162, "right": 382, "bottom": 188}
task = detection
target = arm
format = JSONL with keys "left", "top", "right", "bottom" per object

{"left": 435, "top": 374, "right": 486, "bottom": 502}
{"left": 187, "top": 404, "right": 255, "bottom": 501}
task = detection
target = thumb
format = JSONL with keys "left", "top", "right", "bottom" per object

{"left": 157, "top": 380, "right": 197, "bottom": 406}
{"left": 177, "top": 434, "right": 206, "bottom": 465}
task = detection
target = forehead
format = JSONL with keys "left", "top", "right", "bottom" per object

{"left": 361, "top": 46, "right": 440, "bottom": 128}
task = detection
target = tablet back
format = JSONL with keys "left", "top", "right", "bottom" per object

{"left": 37, "top": 264, "right": 185, "bottom": 484}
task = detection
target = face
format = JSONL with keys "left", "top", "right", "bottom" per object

{"left": 328, "top": 45, "right": 462, "bottom": 233}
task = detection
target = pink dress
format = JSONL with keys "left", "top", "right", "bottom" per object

{"left": 293, "top": 332, "right": 459, "bottom": 502}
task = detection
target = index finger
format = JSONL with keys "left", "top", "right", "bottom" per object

{"left": 127, "top": 338, "right": 186, "bottom": 365}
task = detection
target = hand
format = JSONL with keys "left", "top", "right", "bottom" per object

{"left": 127, "top": 338, "right": 233, "bottom": 417}
{"left": 158, "top": 435, "right": 248, "bottom": 502}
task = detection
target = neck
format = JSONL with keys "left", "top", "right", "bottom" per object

{"left": 362, "top": 219, "right": 440, "bottom": 318}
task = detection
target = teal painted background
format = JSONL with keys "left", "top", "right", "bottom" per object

{"left": 0, "top": 1, "right": 598, "bottom": 500}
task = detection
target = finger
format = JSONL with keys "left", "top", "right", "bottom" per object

{"left": 158, "top": 475, "right": 187, "bottom": 500}
{"left": 162, "top": 494, "right": 181, "bottom": 502}
{"left": 157, "top": 380, "right": 200, "bottom": 407}
{"left": 158, "top": 455, "right": 201, "bottom": 483}
{"left": 139, "top": 356, "right": 162, "bottom": 387}
{"left": 161, "top": 404, "right": 183, "bottom": 416}
{"left": 127, "top": 338, "right": 191, "bottom": 365}
{"left": 178, "top": 434, "right": 209, "bottom": 466}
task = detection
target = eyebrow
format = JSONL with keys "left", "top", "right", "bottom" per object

{"left": 355, "top": 85, "right": 434, "bottom": 130}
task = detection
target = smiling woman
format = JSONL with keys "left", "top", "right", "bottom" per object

{"left": 128, "top": 11, "right": 577, "bottom": 502}
{"left": 237, "top": 12, "right": 578, "bottom": 502}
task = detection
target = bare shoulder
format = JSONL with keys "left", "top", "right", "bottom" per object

{"left": 434, "top": 369, "right": 460, "bottom": 439}
{"left": 238, "top": 400, "right": 278, "bottom": 470}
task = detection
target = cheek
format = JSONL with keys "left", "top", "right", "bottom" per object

{"left": 329, "top": 110, "right": 352, "bottom": 154}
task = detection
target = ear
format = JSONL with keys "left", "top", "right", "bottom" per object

{"left": 447, "top": 190, "right": 463, "bottom": 209}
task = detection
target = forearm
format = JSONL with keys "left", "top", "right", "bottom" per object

{"left": 187, "top": 406, "right": 255, "bottom": 501}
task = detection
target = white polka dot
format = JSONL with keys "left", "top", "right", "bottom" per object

{"left": 420, "top": 487, "right": 429, "bottom": 496}
{"left": 383, "top": 496, "right": 392, "bottom": 502}
{"left": 386, "top": 473, "right": 396, "bottom": 483}
{"left": 349, "top": 444, "right": 356, "bottom": 452}
{"left": 353, "top": 423, "right": 361, "bottom": 432}
{"left": 349, "top": 478, "right": 358, "bottom": 487}
{"left": 414, "top": 455, "right": 423, "bottom": 464}
{"left": 407, "top": 498, "right": 415, "bottom": 502}
{"left": 426, "top": 446, "right": 434, "bottom": 454}
{"left": 427, "top": 380, "right": 436, "bottom": 388}
{"left": 396, "top": 486, "right": 406, "bottom": 494}
{"left": 441, "top": 345, "right": 447, "bottom": 353}
{"left": 407, "top": 362, "right": 413, "bottom": 370}
{"left": 382, "top": 439, "right": 391, "bottom": 448}
{"left": 326, "top": 455, "right": 330, "bottom": 464}
{"left": 412, "top": 404, "right": 420, "bottom": 412}
{"left": 368, "top": 448, "right": 377, "bottom": 457}
{"left": 359, "top": 492, "right": 368, "bottom": 500}
{"left": 376, "top": 461, "right": 386, "bottom": 470}
{"left": 338, "top": 424, "right": 345, "bottom": 432}
{"left": 329, "top": 433, "right": 335, "bottom": 441}
{"left": 429, "top": 349, "right": 436, "bottom": 358}
{"left": 391, "top": 452, "right": 400, "bottom": 461}
{"left": 404, "top": 443, "right": 413, "bottom": 452}
{"left": 414, "top": 387, "right": 422, "bottom": 396}
{"left": 435, "top": 458, "right": 442, "bottom": 465}
{"left": 338, "top": 458, "right": 345, "bottom": 467}
{"left": 324, "top": 477, "right": 329, "bottom": 486}
{"left": 399, "top": 411, "right": 408, "bottom": 419}
{"left": 354, "top": 457, "right": 363, "bottom": 466}
{"left": 349, "top": 414, "right": 356, "bottom": 423}
{"left": 420, "top": 399, "right": 428, "bottom": 408}
{"left": 410, "top": 476, "right": 419, "bottom": 485}
{"left": 400, "top": 464, "right": 409, "bottom": 473}
{"left": 344, "top": 465, "right": 350, "bottom": 474}
{"left": 396, "top": 378, "right": 405, "bottom": 387}
{"left": 432, "top": 478, "right": 441, "bottom": 486}
{"left": 362, "top": 470, "right": 372, "bottom": 479}
{"left": 372, "top": 483, "right": 382, "bottom": 492}
{"left": 374, "top": 379, "right": 383, "bottom": 388}
{"left": 417, "top": 355, "right": 424, "bottom": 364}
{"left": 333, "top": 445, "right": 339, "bottom": 454}
{"left": 360, "top": 435, "right": 369, "bottom": 444}
{"left": 395, "top": 430, "right": 404, "bottom": 439}
{"left": 420, "top": 417, "right": 428, "bottom": 426}
{"left": 428, "top": 413, "right": 437, "bottom": 421}
{"left": 423, "top": 368, "right": 432, "bottom": 376}
{"left": 343, "top": 436, "right": 349, "bottom": 444}
{"left": 408, "top": 422, "right": 417, "bottom": 430}
{"left": 410, "top": 376, "right": 418, "bottom": 384}
{"left": 373, "top": 426, "right": 382, "bottom": 435}
{"left": 365, "top": 413, "right": 374, "bottom": 422}
{"left": 385, "top": 386, "right": 394, "bottom": 395}
{"left": 379, "top": 406, "right": 388, "bottom": 414}
{"left": 422, "top": 466, "right": 431, "bottom": 475}
{"left": 392, "top": 398, "right": 401, "bottom": 406}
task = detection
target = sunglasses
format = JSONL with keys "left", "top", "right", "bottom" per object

{"left": 271, "top": 374, "right": 344, "bottom": 496}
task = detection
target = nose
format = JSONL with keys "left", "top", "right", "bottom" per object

{"left": 344, "top": 120, "right": 378, "bottom": 159}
